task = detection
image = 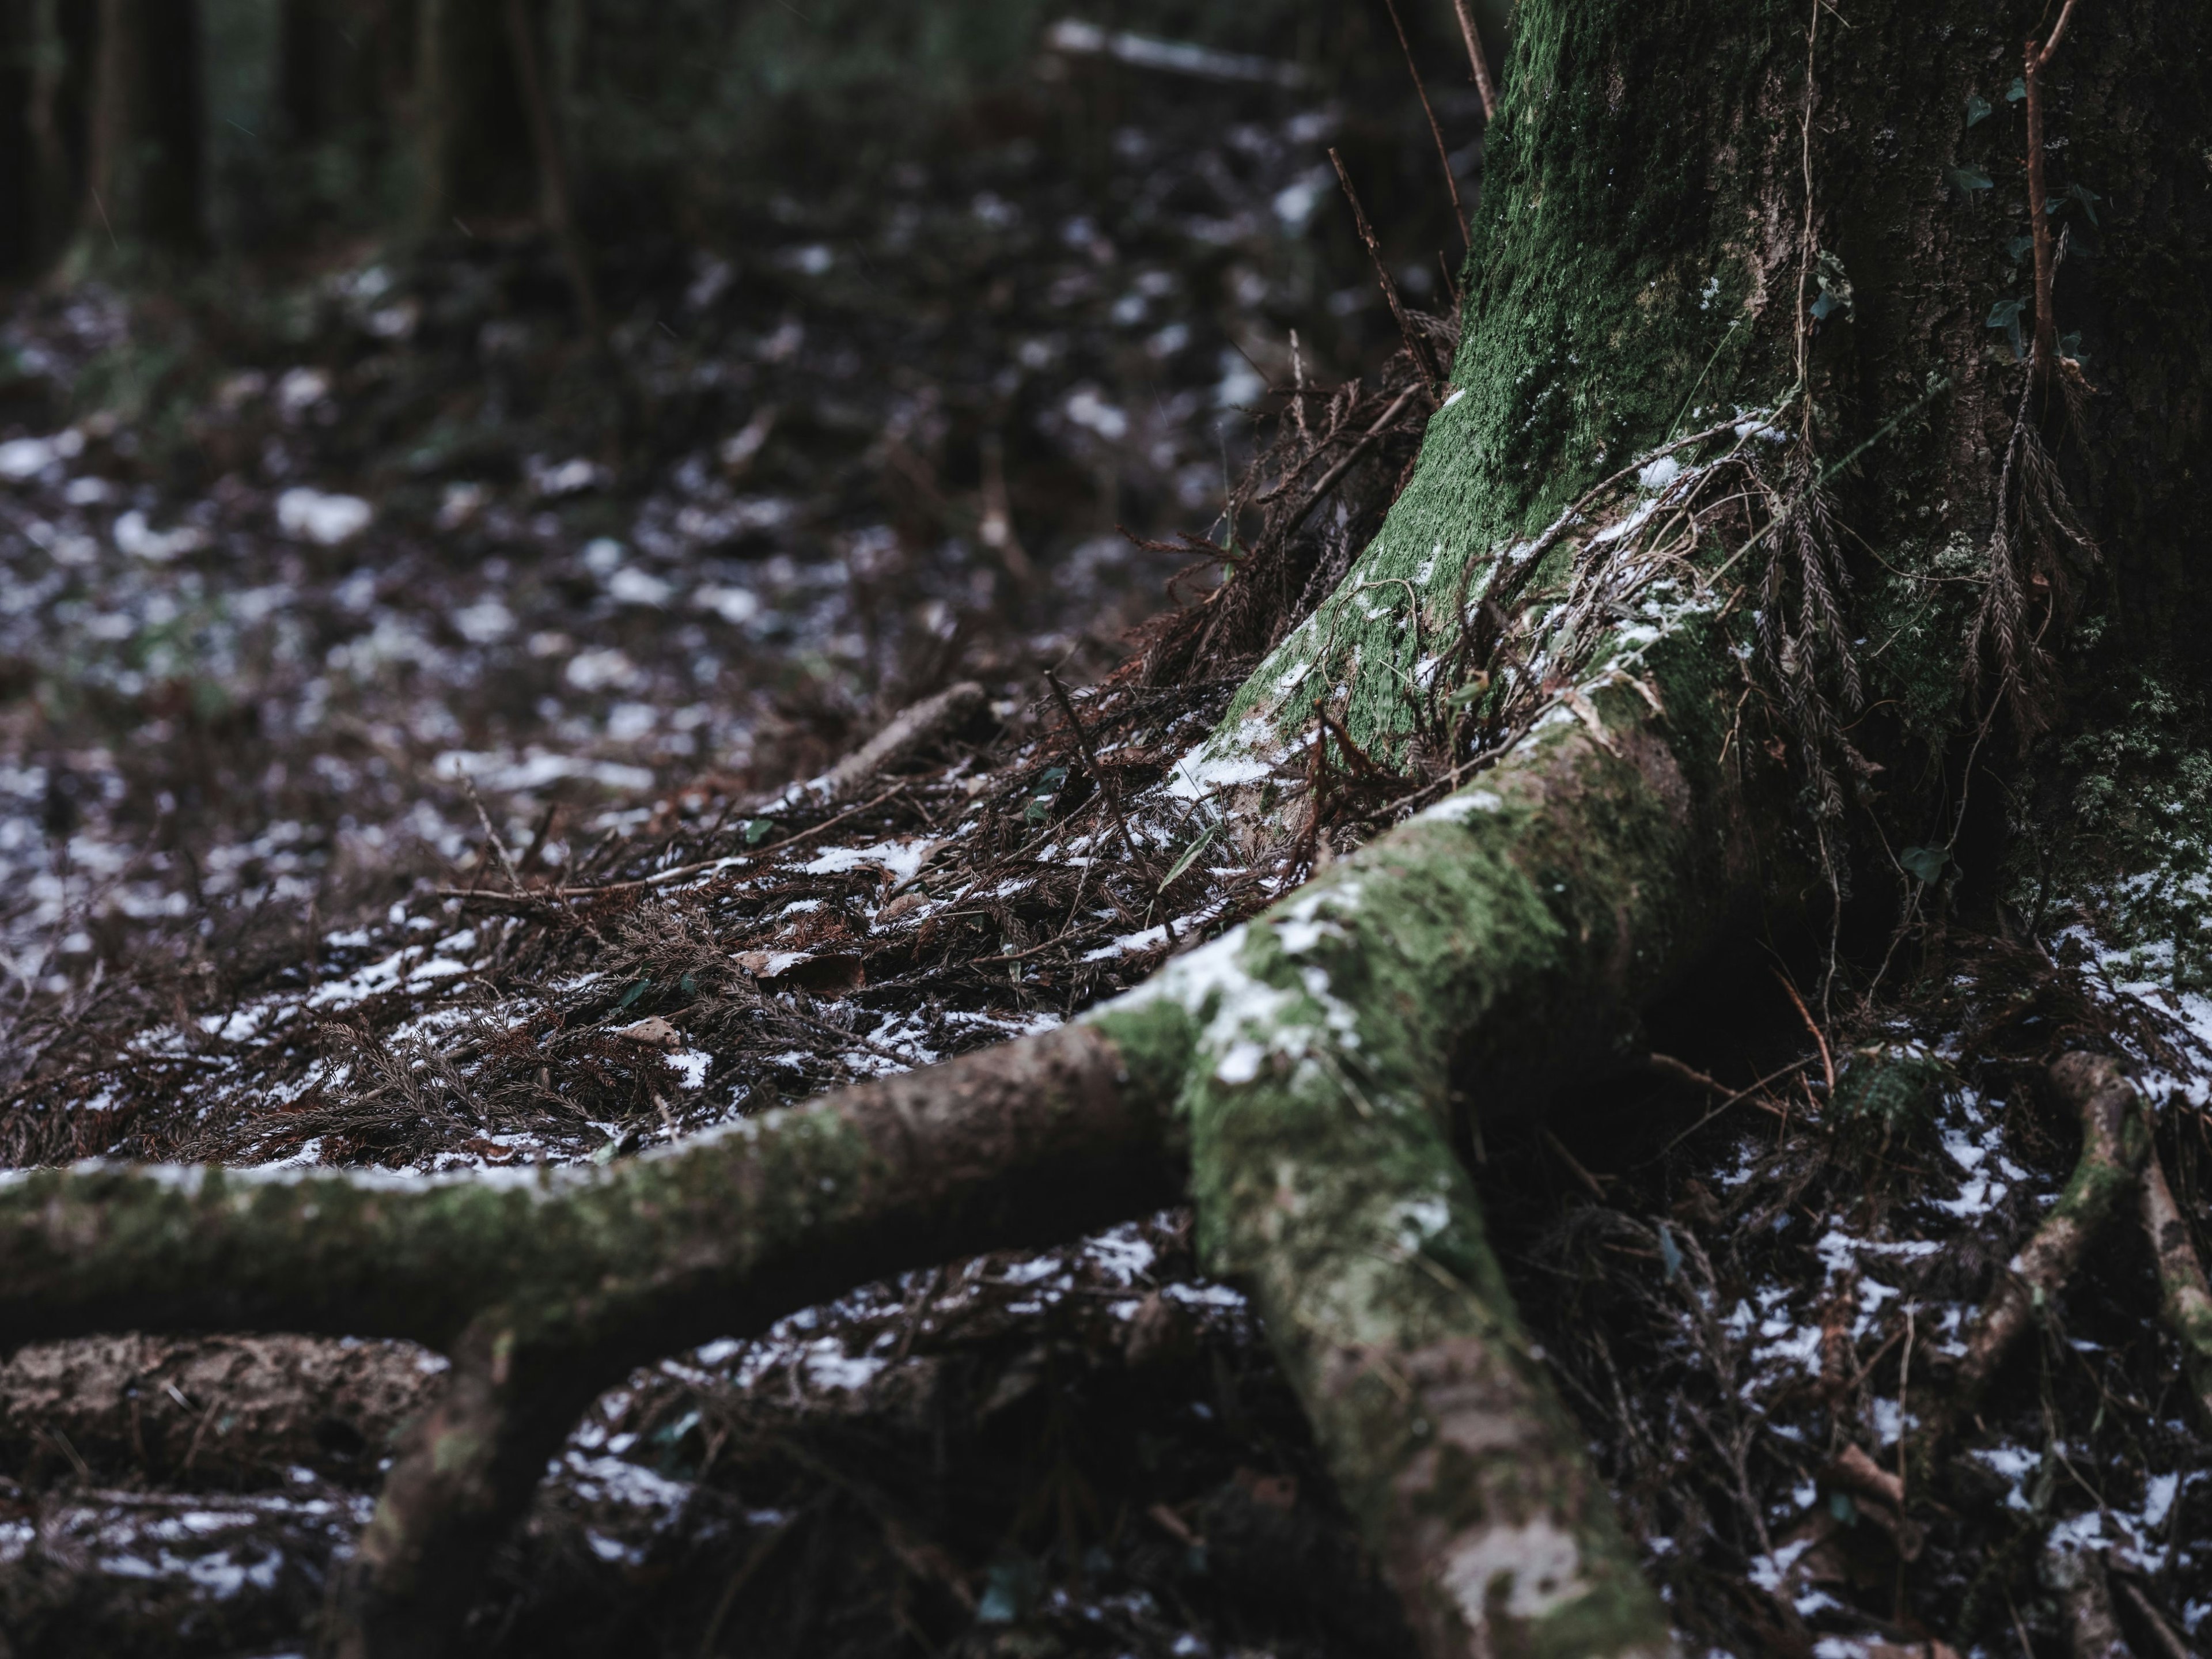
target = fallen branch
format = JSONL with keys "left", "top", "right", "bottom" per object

{"left": 821, "top": 680, "right": 986, "bottom": 800}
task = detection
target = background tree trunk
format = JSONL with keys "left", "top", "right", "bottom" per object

{"left": 79, "top": 0, "right": 205, "bottom": 258}
{"left": 411, "top": 0, "right": 532, "bottom": 238}
{"left": 3, "top": 0, "right": 90, "bottom": 278}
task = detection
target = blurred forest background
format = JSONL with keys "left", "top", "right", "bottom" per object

{"left": 0, "top": 0, "right": 1499, "bottom": 1013}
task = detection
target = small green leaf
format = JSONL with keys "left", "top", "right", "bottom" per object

{"left": 1447, "top": 678, "right": 1490, "bottom": 708}
{"left": 2046, "top": 195, "right": 2066, "bottom": 216}
{"left": 1964, "top": 92, "right": 1992, "bottom": 126}
{"left": 677, "top": 972, "right": 698, "bottom": 998}
{"left": 617, "top": 977, "right": 652, "bottom": 1009}
{"left": 650, "top": 1408, "right": 701, "bottom": 1447}
{"left": 1945, "top": 165, "right": 1994, "bottom": 196}
{"left": 1657, "top": 1223, "right": 1683, "bottom": 1283}
{"left": 1830, "top": 1490, "right": 1859, "bottom": 1524}
{"left": 1986, "top": 298, "right": 2025, "bottom": 328}
{"left": 1900, "top": 844, "right": 1950, "bottom": 884}
{"left": 2006, "top": 75, "right": 2027, "bottom": 103}
{"left": 743, "top": 817, "right": 775, "bottom": 846}
{"left": 2069, "top": 182, "right": 2101, "bottom": 226}
{"left": 1157, "top": 824, "right": 1218, "bottom": 893}
{"left": 2006, "top": 233, "right": 2036, "bottom": 263}
{"left": 1810, "top": 291, "right": 1842, "bottom": 321}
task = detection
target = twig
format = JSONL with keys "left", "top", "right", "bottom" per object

{"left": 436, "top": 785, "right": 908, "bottom": 903}
{"left": 2111, "top": 1576, "right": 2195, "bottom": 1659}
{"left": 461, "top": 777, "right": 525, "bottom": 895}
{"left": 1645, "top": 1051, "right": 1729, "bottom": 1097}
{"left": 1772, "top": 967, "right": 1835, "bottom": 1097}
{"left": 1272, "top": 385, "right": 1425, "bottom": 528}
{"left": 1642, "top": 1058, "right": 1805, "bottom": 1163}
{"left": 1380, "top": 0, "right": 1468, "bottom": 247}
{"left": 1543, "top": 1128, "right": 1609, "bottom": 1201}
{"left": 1448, "top": 0, "right": 1499, "bottom": 119}
{"left": 1330, "top": 149, "right": 1442, "bottom": 391}
{"left": 1045, "top": 669, "right": 1160, "bottom": 896}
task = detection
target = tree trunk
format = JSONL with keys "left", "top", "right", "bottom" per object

{"left": 78, "top": 0, "right": 204, "bottom": 259}
{"left": 411, "top": 0, "right": 533, "bottom": 238}
{"left": 3, "top": 0, "right": 2210, "bottom": 1655}
{"left": 5, "top": 0, "right": 92, "bottom": 277}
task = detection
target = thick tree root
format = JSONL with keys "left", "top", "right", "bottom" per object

{"left": 1, "top": 1025, "right": 1182, "bottom": 1656}
{"left": 1922, "top": 1055, "right": 2146, "bottom": 1445}
{"left": 0, "top": 1022, "right": 1171, "bottom": 1351}
{"left": 1148, "top": 679, "right": 1739, "bottom": 1658}
{"left": 2138, "top": 1143, "right": 2212, "bottom": 1431}
{"left": 0, "top": 666, "right": 1743, "bottom": 1657}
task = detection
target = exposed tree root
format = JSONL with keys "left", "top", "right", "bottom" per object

{"left": 2138, "top": 1143, "right": 2212, "bottom": 1431}
{"left": 0, "top": 657, "right": 1749, "bottom": 1657}
{"left": 2042, "top": 1538, "right": 2131, "bottom": 1659}
{"left": 1919, "top": 1055, "right": 2146, "bottom": 1446}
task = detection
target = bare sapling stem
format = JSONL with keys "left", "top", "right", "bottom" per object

{"left": 1448, "top": 0, "right": 1499, "bottom": 119}
{"left": 1330, "top": 148, "right": 1444, "bottom": 391}
{"left": 1381, "top": 0, "right": 1469, "bottom": 247}
{"left": 2022, "top": 0, "right": 2084, "bottom": 388}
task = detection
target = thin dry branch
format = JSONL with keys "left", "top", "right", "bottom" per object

{"left": 2023, "top": 0, "right": 2085, "bottom": 385}
{"left": 1448, "top": 0, "right": 1499, "bottom": 119}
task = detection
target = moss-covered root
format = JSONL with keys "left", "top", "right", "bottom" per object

{"left": 1934, "top": 1056, "right": 2147, "bottom": 1434}
{"left": 336, "top": 1312, "right": 612, "bottom": 1659}
{"left": 1096, "top": 689, "right": 1734, "bottom": 1659}
{"left": 0, "top": 1023, "right": 1185, "bottom": 1659}
{"left": 2041, "top": 1538, "right": 2131, "bottom": 1659}
{"left": 0, "top": 1022, "right": 1177, "bottom": 1353}
{"left": 2139, "top": 1144, "right": 2212, "bottom": 1433}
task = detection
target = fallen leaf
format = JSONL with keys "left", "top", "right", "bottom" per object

{"left": 612, "top": 1016, "right": 682, "bottom": 1050}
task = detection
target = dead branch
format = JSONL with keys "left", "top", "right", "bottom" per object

{"left": 1449, "top": 0, "right": 1500, "bottom": 119}
{"left": 822, "top": 680, "right": 986, "bottom": 800}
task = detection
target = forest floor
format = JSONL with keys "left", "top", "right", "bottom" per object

{"left": 2, "top": 30, "right": 2210, "bottom": 1659}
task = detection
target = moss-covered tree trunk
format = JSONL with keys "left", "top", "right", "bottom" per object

{"left": 3, "top": 1, "right": 2209, "bottom": 1656}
